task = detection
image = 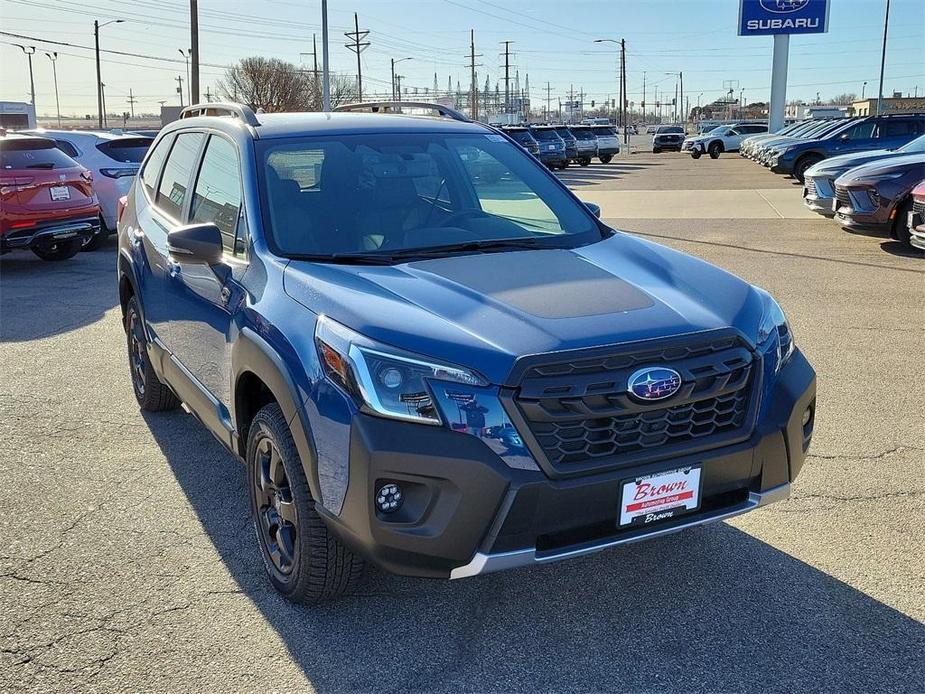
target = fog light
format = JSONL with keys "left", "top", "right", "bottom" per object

{"left": 802, "top": 407, "right": 812, "bottom": 427}
{"left": 375, "top": 483, "right": 403, "bottom": 513}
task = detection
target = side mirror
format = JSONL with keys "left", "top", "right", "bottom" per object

{"left": 584, "top": 202, "right": 602, "bottom": 218}
{"left": 840, "top": 133, "right": 850, "bottom": 141}
{"left": 167, "top": 222, "right": 223, "bottom": 264}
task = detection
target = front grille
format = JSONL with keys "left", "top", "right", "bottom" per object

{"left": 507, "top": 333, "right": 758, "bottom": 475}
{"left": 835, "top": 186, "right": 851, "bottom": 209}
{"left": 805, "top": 177, "right": 816, "bottom": 196}
{"left": 913, "top": 198, "right": 925, "bottom": 216}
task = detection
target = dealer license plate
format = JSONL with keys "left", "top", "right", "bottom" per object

{"left": 50, "top": 185, "right": 70, "bottom": 201}
{"left": 619, "top": 466, "right": 701, "bottom": 527}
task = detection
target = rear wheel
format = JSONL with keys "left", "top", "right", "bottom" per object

{"left": 708, "top": 142, "right": 723, "bottom": 159}
{"left": 31, "top": 237, "right": 83, "bottom": 261}
{"left": 599, "top": 154, "right": 613, "bottom": 164}
{"left": 124, "top": 296, "right": 180, "bottom": 411}
{"left": 247, "top": 402, "right": 363, "bottom": 603}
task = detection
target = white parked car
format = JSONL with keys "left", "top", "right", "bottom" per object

{"left": 24, "top": 129, "right": 153, "bottom": 249}
{"left": 682, "top": 123, "right": 768, "bottom": 159}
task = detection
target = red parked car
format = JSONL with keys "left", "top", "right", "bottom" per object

{"left": 1, "top": 132, "right": 100, "bottom": 261}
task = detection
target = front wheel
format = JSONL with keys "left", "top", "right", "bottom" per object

{"left": 708, "top": 142, "right": 723, "bottom": 159}
{"left": 794, "top": 155, "right": 822, "bottom": 183}
{"left": 893, "top": 199, "right": 913, "bottom": 246}
{"left": 248, "top": 403, "right": 364, "bottom": 603}
{"left": 652, "top": 147, "right": 661, "bottom": 154}
{"left": 599, "top": 154, "right": 613, "bottom": 164}
{"left": 579, "top": 158, "right": 591, "bottom": 167}
{"left": 690, "top": 151, "right": 702, "bottom": 159}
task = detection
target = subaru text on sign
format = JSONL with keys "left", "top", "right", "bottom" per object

{"left": 738, "top": 0, "right": 830, "bottom": 37}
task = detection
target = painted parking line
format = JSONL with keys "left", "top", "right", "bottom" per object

{"left": 578, "top": 189, "right": 819, "bottom": 220}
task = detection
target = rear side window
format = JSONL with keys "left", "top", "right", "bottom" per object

{"left": 141, "top": 134, "right": 174, "bottom": 199}
{"left": 190, "top": 136, "right": 244, "bottom": 255}
{"left": 54, "top": 139, "right": 80, "bottom": 158}
{"left": 0, "top": 139, "right": 78, "bottom": 169}
{"left": 841, "top": 121, "right": 877, "bottom": 140}
{"left": 156, "top": 132, "right": 205, "bottom": 219}
{"left": 879, "top": 119, "right": 918, "bottom": 137}
{"left": 97, "top": 137, "right": 153, "bottom": 163}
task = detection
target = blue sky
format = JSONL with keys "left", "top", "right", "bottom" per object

{"left": 1, "top": 0, "right": 923, "bottom": 116}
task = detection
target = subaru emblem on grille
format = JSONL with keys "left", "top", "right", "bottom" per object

{"left": 627, "top": 367, "right": 682, "bottom": 401}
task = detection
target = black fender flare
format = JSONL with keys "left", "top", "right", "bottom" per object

{"left": 232, "top": 327, "right": 323, "bottom": 503}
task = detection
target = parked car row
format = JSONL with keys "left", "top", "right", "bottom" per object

{"left": 1, "top": 128, "right": 154, "bottom": 261}
{"left": 737, "top": 113, "right": 925, "bottom": 250}
{"left": 501, "top": 124, "right": 619, "bottom": 168}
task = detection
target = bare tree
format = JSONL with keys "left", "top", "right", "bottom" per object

{"left": 829, "top": 93, "right": 858, "bottom": 105}
{"left": 217, "top": 56, "right": 358, "bottom": 112}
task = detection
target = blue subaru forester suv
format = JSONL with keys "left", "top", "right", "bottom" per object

{"left": 118, "top": 102, "right": 816, "bottom": 603}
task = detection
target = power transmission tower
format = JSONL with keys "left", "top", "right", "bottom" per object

{"left": 467, "top": 30, "right": 482, "bottom": 120}
{"left": 344, "top": 13, "right": 370, "bottom": 100}
{"left": 127, "top": 88, "right": 137, "bottom": 118}
{"left": 500, "top": 41, "right": 513, "bottom": 114}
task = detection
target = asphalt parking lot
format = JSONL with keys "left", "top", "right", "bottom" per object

{"left": 1, "top": 150, "right": 923, "bottom": 693}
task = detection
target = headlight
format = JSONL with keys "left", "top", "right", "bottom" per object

{"left": 315, "top": 316, "right": 486, "bottom": 425}
{"left": 756, "top": 289, "right": 794, "bottom": 372}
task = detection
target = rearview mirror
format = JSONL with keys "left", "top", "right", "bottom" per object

{"left": 167, "top": 222, "right": 223, "bottom": 264}
{"left": 584, "top": 202, "right": 602, "bottom": 218}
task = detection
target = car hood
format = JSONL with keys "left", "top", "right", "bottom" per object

{"left": 283, "top": 234, "right": 764, "bottom": 385}
{"left": 834, "top": 152, "right": 925, "bottom": 184}
{"left": 805, "top": 149, "right": 895, "bottom": 177}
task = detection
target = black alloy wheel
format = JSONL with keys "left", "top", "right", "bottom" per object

{"left": 252, "top": 434, "right": 300, "bottom": 579}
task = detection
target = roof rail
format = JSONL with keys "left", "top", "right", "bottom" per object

{"left": 334, "top": 101, "right": 471, "bottom": 123}
{"left": 179, "top": 102, "right": 261, "bottom": 127}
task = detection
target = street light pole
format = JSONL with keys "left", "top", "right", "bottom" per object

{"left": 862, "top": 81, "right": 868, "bottom": 100}
{"left": 13, "top": 44, "right": 36, "bottom": 107}
{"left": 321, "top": 0, "right": 331, "bottom": 111}
{"left": 45, "top": 52, "right": 61, "bottom": 127}
{"left": 876, "top": 0, "right": 890, "bottom": 116}
{"left": 391, "top": 57, "right": 413, "bottom": 101}
{"left": 179, "top": 49, "right": 191, "bottom": 104}
{"left": 94, "top": 19, "right": 124, "bottom": 128}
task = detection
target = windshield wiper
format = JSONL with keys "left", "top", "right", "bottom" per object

{"left": 307, "top": 237, "right": 548, "bottom": 265}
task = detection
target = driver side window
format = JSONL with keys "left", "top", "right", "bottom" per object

{"left": 843, "top": 122, "right": 878, "bottom": 140}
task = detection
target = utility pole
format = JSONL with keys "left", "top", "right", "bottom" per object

{"left": 127, "top": 87, "right": 137, "bottom": 118}
{"left": 467, "top": 30, "right": 481, "bottom": 120}
{"left": 876, "top": 0, "right": 890, "bottom": 115}
{"left": 101, "top": 83, "right": 108, "bottom": 127}
{"left": 205, "top": 86, "right": 212, "bottom": 102}
{"left": 642, "top": 71, "right": 646, "bottom": 125}
{"left": 176, "top": 75, "right": 184, "bottom": 107}
{"left": 344, "top": 12, "right": 370, "bottom": 100}
{"left": 620, "top": 38, "right": 627, "bottom": 145}
{"left": 679, "top": 71, "right": 684, "bottom": 127}
{"left": 13, "top": 45, "right": 36, "bottom": 107}
{"left": 618, "top": 42, "right": 624, "bottom": 133}
{"left": 321, "top": 0, "right": 330, "bottom": 111}
{"left": 94, "top": 19, "right": 124, "bottom": 128}
{"left": 545, "top": 81, "right": 553, "bottom": 122}
{"left": 501, "top": 41, "right": 513, "bottom": 114}
{"left": 45, "top": 52, "right": 60, "bottom": 127}
{"left": 568, "top": 84, "right": 574, "bottom": 123}
{"left": 190, "top": 0, "right": 199, "bottom": 104}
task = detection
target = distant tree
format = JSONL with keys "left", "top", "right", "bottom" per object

{"left": 829, "top": 93, "right": 858, "bottom": 105}
{"left": 217, "top": 56, "right": 358, "bottom": 112}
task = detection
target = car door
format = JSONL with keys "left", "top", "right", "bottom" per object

{"left": 830, "top": 120, "right": 878, "bottom": 155}
{"left": 724, "top": 128, "right": 742, "bottom": 150}
{"left": 162, "top": 132, "right": 247, "bottom": 433}
{"left": 129, "top": 132, "right": 185, "bottom": 345}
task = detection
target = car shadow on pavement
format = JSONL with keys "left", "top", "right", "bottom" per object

{"left": 144, "top": 408, "right": 925, "bottom": 694}
{"left": 0, "top": 238, "right": 118, "bottom": 343}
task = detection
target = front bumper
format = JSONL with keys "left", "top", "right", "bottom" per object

{"left": 319, "top": 349, "right": 817, "bottom": 579}
{"left": 834, "top": 188, "right": 892, "bottom": 233}
{"left": 0, "top": 214, "right": 99, "bottom": 252}
{"left": 909, "top": 209, "right": 925, "bottom": 250}
{"left": 653, "top": 139, "right": 683, "bottom": 151}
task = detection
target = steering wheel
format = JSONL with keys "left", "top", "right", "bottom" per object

{"left": 437, "top": 209, "right": 488, "bottom": 228}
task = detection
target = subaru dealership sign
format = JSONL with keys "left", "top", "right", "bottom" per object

{"left": 739, "top": 0, "right": 830, "bottom": 36}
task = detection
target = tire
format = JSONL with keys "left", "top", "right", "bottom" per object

{"left": 82, "top": 218, "right": 109, "bottom": 251}
{"left": 708, "top": 142, "right": 723, "bottom": 159}
{"left": 124, "top": 296, "right": 181, "bottom": 412}
{"left": 653, "top": 147, "right": 661, "bottom": 154}
{"left": 690, "top": 151, "right": 701, "bottom": 159}
{"left": 893, "top": 199, "right": 913, "bottom": 246}
{"left": 247, "top": 402, "right": 363, "bottom": 604}
{"left": 579, "top": 158, "right": 590, "bottom": 167}
{"left": 599, "top": 154, "right": 613, "bottom": 164}
{"left": 31, "top": 237, "right": 83, "bottom": 261}
{"left": 794, "top": 154, "right": 822, "bottom": 183}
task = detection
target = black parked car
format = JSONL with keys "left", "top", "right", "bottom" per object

{"left": 833, "top": 153, "right": 925, "bottom": 246}
{"left": 502, "top": 126, "right": 540, "bottom": 157}
{"left": 653, "top": 125, "right": 685, "bottom": 153}
{"left": 528, "top": 125, "right": 568, "bottom": 170}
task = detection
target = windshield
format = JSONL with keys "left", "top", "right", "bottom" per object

{"left": 0, "top": 139, "right": 79, "bottom": 169}
{"left": 531, "top": 128, "right": 561, "bottom": 142}
{"left": 897, "top": 134, "right": 925, "bottom": 153}
{"left": 257, "top": 133, "right": 600, "bottom": 260}
{"left": 657, "top": 126, "right": 683, "bottom": 134}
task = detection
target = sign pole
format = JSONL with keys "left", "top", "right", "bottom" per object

{"left": 768, "top": 33, "right": 789, "bottom": 133}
